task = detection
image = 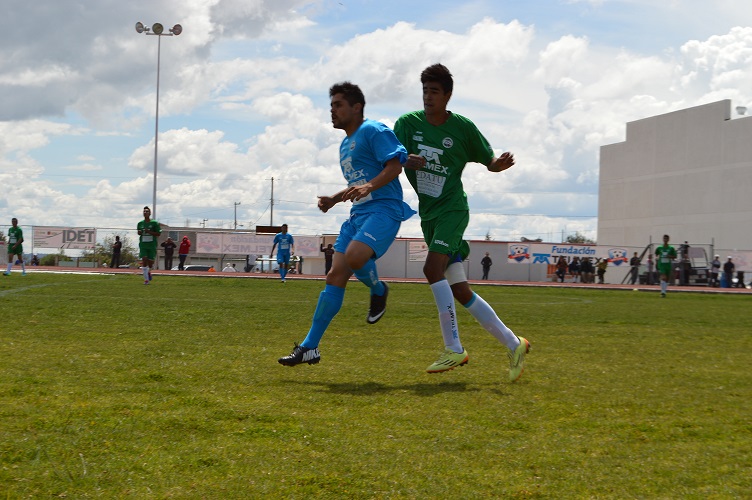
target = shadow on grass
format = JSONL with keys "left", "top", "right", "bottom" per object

{"left": 280, "top": 379, "right": 500, "bottom": 396}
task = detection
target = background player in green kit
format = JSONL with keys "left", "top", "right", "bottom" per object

{"left": 655, "top": 234, "right": 677, "bottom": 297}
{"left": 4, "top": 217, "right": 26, "bottom": 276}
{"left": 137, "top": 206, "right": 161, "bottom": 284}
{"left": 395, "top": 64, "right": 530, "bottom": 382}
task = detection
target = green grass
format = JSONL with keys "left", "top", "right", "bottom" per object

{"left": 1, "top": 273, "right": 750, "bottom": 498}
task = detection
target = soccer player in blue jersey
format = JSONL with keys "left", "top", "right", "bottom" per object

{"left": 271, "top": 224, "right": 295, "bottom": 283}
{"left": 278, "top": 81, "right": 415, "bottom": 366}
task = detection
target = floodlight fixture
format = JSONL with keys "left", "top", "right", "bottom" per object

{"left": 135, "top": 20, "right": 183, "bottom": 220}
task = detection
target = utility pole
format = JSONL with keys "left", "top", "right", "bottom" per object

{"left": 234, "top": 201, "right": 241, "bottom": 230}
{"left": 270, "top": 177, "right": 274, "bottom": 226}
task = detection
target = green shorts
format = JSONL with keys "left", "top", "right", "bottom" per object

{"left": 8, "top": 245, "right": 23, "bottom": 257}
{"left": 656, "top": 264, "right": 673, "bottom": 276}
{"left": 420, "top": 210, "right": 470, "bottom": 261}
{"left": 139, "top": 243, "right": 157, "bottom": 261}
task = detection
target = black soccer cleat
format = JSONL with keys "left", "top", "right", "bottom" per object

{"left": 366, "top": 282, "right": 389, "bottom": 324}
{"left": 278, "top": 343, "right": 321, "bottom": 366}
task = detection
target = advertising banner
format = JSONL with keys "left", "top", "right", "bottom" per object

{"left": 507, "top": 243, "right": 631, "bottom": 267}
{"left": 408, "top": 241, "right": 429, "bottom": 262}
{"left": 196, "top": 233, "right": 321, "bottom": 258}
{"left": 33, "top": 226, "right": 97, "bottom": 250}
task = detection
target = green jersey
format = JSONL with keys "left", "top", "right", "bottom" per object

{"left": 655, "top": 244, "right": 676, "bottom": 272}
{"left": 7, "top": 225, "right": 23, "bottom": 255}
{"left": 137, "top": 219, "right": 161, "bottom": 248}
{"left": 394, "top": 110, "right": 494, "bottom": 220}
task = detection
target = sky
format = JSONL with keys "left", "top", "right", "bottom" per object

{"left": 2, "top": 0, "right": 752, "bottom": 244}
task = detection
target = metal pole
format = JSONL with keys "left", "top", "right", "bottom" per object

{"left": 152, "top": 35, "right": 162, "bottom": 220}
{"left": 270, "top": 177, "right": 274, "bottom": 226}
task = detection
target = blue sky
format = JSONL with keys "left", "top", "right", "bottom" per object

{"left": 2, "top": 0, "right": 752, "bottom": 243}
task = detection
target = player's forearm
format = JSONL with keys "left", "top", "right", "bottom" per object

{"left": 367, "top": 159, "right": 403, "bottom": 192}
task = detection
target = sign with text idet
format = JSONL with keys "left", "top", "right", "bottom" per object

{"left": 33, "top": 226, "right": 97, "bottom": 250}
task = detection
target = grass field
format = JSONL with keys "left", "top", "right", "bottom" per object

{"left": 1, "top": 272, "right": 750, "bottom": 498}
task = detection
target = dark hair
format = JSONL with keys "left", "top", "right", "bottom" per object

{"left": 329, "top": 81, "right": 366, "bottom": 110}
{"left": 144, "top": 206, "right": 151, "bottom": 211}
{"left": 421, "top": 63, "right": 453, "bottom": 94}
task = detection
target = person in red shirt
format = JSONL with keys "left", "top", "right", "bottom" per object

{"left": 178, "top": 236, "right": 191, "bottom": 270}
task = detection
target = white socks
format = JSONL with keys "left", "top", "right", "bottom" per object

{"left": 430, "top": 280, "right": 462, "bottom": 353}
{"left": 464, "top": 293, "right": 520, "bottom": 351}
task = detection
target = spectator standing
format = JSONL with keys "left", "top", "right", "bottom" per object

{"left": 178, "top": 236, "right": 191, "bottom": 270}
{"left": 4, "top": 217, "right": 26, "bottom": 276}
{"left": 679, "top": 241, "right": 691, "bottom": 285}
{"left": 480, "top": 252, "right": 492, "bottom": 280}
{"left": 137, "top": 206, "right": 161, "bottom": 285}
{"left": 271, "top": 224, "right": 295, "bottom": 283}
{"left": 596, "top": 258, "right": 608, "bottom": 284}
{"left": 320, "top": 243, "right": 335, "bottom": 275}
{"left": 111, "top": 235, "right": 122, "bottom": 269}
{"left": 723, "top": 257, "right": 735, "bottom": 288}
{"left": 568, "top": 256, "right": 581, "bottom": 283}
{"left": 580, "top": 257, "right": 595, "bottom": 283}
{"left": 394, "top": 64, "right": 529, "bottom": 381}
{"left": 555, "top": 256, "right": 567, "bottom": 282}
{"left": 629, "top": 252, "right": 641, "bottom": 285}
{"left": 655, "top": 234, "right": 677, "bottom": 297}
{"left": 278, "top": 81, "right": 414, "bottom": 367}
{"left": 709, "top": 254, "right": 721, "bottom": 287}
{"left": 161, "top": 237, "right": 177, "bottom": 270}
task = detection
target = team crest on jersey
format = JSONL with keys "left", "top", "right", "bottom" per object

{"left": 442, "top": 137, "right": 453, "bottom": 149}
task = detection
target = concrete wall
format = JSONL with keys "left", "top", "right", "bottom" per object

{"left": 598, "top": 100, "right": 752, "bottom": 250}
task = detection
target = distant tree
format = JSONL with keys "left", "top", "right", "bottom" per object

{"left": 80, "top": 234, "right": 138, "bottom": 266}
{"left": 485, "top": 230, "right": 492, "bottom": 241}
{"left": 40, "top": 253, "right": 66, "bottom": 266}
{"left": 566, "top": 232, "right": 596, "bottom": 244}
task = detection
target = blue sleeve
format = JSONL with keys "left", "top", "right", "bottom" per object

{"left": 369, "top": 122, "right": 407, "bottom": 166}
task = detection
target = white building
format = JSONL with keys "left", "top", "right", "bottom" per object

{"left": 598, "top": 100, "right": 752, "bottom": 251}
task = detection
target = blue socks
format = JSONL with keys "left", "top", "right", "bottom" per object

{"left": 353, "top": 258, "right": 385, "bottom": 296}
{"left": 301, "top": 284, "right": 345, "bottom": 349}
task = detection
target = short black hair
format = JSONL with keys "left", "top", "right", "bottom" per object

{"left": 329, "top": 81, "right": 366, "bottom": 110}
{"left": 421, "top": 63, "right": 453, "bottom": 94}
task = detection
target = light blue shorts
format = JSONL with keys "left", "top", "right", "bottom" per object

{"left": 334, "top": 212, "right": 401, "bottom": 259}
{"left": 277, "top": 251, "right": 291, "bottom": 265}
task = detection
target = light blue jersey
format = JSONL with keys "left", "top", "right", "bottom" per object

{"left": 340, "top": 119, "right": 413, "bottom": 221}
{"left": 274, "top": 232, "right": 294, "bottom": 259}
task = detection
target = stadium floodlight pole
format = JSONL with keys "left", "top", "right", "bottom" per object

{"left": 234, "top": 201, "right": 241, "bottom": 230}
{"left": 135, "top": 21, "right": 182, "bottom": 220}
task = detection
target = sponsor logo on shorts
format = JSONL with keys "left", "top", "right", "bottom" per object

{"left": 434, "top": 239, "right": 449, "bottom": 247}
{"left": 364, "top": 232, "right": 376, "bottom": 241}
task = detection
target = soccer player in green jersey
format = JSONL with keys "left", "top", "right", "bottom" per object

{"left": 655, "top": 234, "right": 677, "bottom": 297}
{"left": 137, "top": 206, "right": 161, "bottom": 284}
{"left": 394, "top": 64, "right": 530, "bottom": 382}
{"left": 4, "top": 217, "right": 26, "bottom": 276}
